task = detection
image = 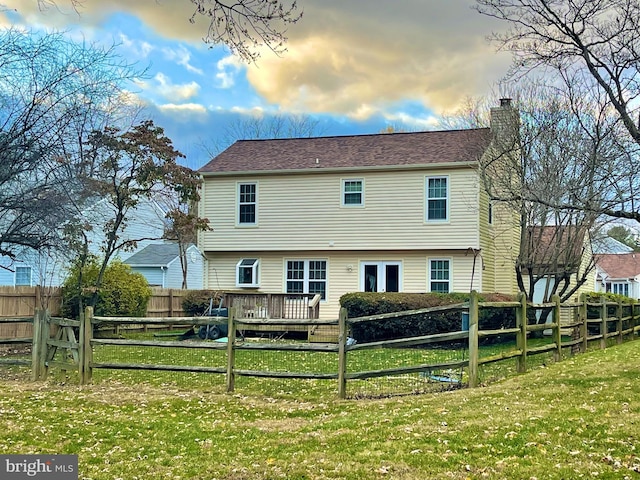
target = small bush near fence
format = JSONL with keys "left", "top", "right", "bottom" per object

{"left": 62, "top": 259, "right": 152, "bottom": 318}
{"left": 341, "top": 292, "right": 516, "bottom": 343}
{"left": 181, "top": 290, "right": 224, "bottom": 316}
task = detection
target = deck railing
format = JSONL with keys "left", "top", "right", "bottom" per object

{"left": 223, "top": 292, "right": 321, "bottom": 320}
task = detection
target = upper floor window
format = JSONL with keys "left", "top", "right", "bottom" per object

{"left": 15, "top": 266, "right": 32, "bottom": 286}
{"left": 238, "top": 182, "right": 257, "bottom": 225}
{"left": 342, "top": 179, "right": 363, "bottom": 206}
{"left": 426, "top": 176, "right": 448, "bottom": 221}
{"left": 286, "top": 259, "right": 327, "bottom": 300}
{"left": 429, "top": 259, "right": 450, "bottom": 293}
{"left": 236, "top": 258, "right": 259, "bottom": 287}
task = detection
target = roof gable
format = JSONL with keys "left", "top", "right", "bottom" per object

{"left": 596, "top": 253, "right": 640, "bottom": 279}
{"left": 199, "top": 128, "right": 492, "bottom": 174}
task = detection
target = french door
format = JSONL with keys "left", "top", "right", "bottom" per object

{"left": 360, "top": 262, "right": 401, "bottom": 292}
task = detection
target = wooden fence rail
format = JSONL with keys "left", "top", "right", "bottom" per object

{"left": 14, "top": 291, "right": 640, "bottom": 398}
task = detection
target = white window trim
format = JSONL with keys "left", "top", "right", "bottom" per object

{"left": 341, "top": 178, "right": 364, "bottom": 207}
{"left": 425, "top": 175, "right": 449, "bottom": 222}
{"left": 359, "top": 261, "right": 402, "bottom": 292}
{"left": 236, "top": 258, "right": 260, "bottom": 288}
{"left": 285, "top": 259, "right": 328, "bottom": 300}
{"left": 236, "top": 181, "right": 258, "bottom": 227}
{"left": 15, "top": 265, "right": 32, "bottom": 287}
{"left": 428, "top": 258, "right": 452, "bottom": 293}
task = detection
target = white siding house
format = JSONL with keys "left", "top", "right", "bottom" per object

{"left": 0, "top": 197, "right": 168, "bottom": 287}
{"left": 124, "top": 242, "right": 204, "bottom": 289}
{"left": 198, "top": 101, "right": 522, "bottom": 318}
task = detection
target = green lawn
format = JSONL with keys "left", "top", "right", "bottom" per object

{"left": 1, "top": 338, "right": 639, "bottom": 479}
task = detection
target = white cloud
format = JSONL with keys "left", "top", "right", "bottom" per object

{"left": 215, "top": 55, "right": 243, "bottom": 89}
{"left": 119, "top": 33, "right": 154, "bottom": 58}
{"left": 162, "top": 45, "right": 204, "bottom": 75}
{"left": 158, "top": 103, "right": 209, "bottom": 121}
{"left": 138, "top": 73, "right": 201, "bottom": 101}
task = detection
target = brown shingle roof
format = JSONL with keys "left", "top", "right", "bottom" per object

{"left": 198, "top": 128, "right": 492, "bottom": 174}
{"left": 521, "top": 225, "right": 588, "bottom": 274}
{"left": 596, "top": 253, "right": 640, "bottom": 279}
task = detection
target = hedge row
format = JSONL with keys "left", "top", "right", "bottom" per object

{"left": 340, "top": 292, "right": 518, "bottom": 343}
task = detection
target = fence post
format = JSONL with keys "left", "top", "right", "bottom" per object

{"left": 226, "top": 307, "right": 236, "bottom": 393}
{"left": 31, "top": 310, "right": 42, "bottom": 381}
{"left": 552, "top": 295, "right": 562, "bottom": 362}
{"left": 600, "top": 296, "right": 607, "bottom": 350}
{"left": 515, "top": 292, "right": 527, "bottom": 373}
{"left": 37, "top": 310, "right": 49, "bottom": 379}
{"left": 337, "top": 308, "right": 348, "bottom": 399}
{"left": 468, "top": 290, "right": 479, "bottom": 388}
{"left": 631, "top": 299, "right": 637, "bottom": 340}
{"left": 579, "top": 293, "right": 588, "bottom": 353}
{"left": 617, "top": 299, "right": 624, "bottom": 344}
{"left": 80, "top": 307, "right": 93, "bottom": 384}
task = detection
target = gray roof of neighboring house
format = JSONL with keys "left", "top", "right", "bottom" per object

{"left": 591, "top": 236, "right": 634, "bottom": 254}
{"left": 198, "top": 128, "right": 492, "bottom": 174}
{"left": 124, "top": 243, "right": 188, "bottom": 267}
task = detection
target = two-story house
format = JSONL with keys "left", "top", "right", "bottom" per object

{"left": 197, "top": 101, "right": 521, "bottom": 318}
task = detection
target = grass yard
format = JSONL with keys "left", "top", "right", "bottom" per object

{"left": 0, "top": 338, "right": 639, "bottom": 479}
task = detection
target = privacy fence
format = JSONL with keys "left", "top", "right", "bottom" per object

{"left": 3, "top": 291, "right": 639, "bottom": 399}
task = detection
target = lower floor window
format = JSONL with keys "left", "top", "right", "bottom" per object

{"left": 236, "top": 258, "right": 259, "bottom": 287}
{"left": 606, "top": 282, "right": 629, "bottom": 297}
{"left": 429, "top": 259, "right": 450, "bottom": 293}
{"left": 286, "top": 260, "right": 327, "bottom": 300}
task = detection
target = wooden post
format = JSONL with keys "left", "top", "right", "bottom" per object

{"left": 337, "top": 308, "right": 348, "bottom": 399}
{"left": 552, "top": 295, "right": 562, "bottom": 362}
{"left": 80, "top": 307, "right": 93, "bottom": 384}
{"left": 617, "top": 299, "right": 624, "bottom": 344}
{"left": 226, "top": 307, "right": 236, "bottom": 393}
{"left": 631, "top": 299, "right": 637, "bottom": 341}
{"left": 600, "top": 295, "right": 607, "bottom": 350}
{"left": 515, "top": 292, "right": 527, "bottom": 373}
{"left": 468, "top": 290, "right": 479, "bottom": 388}
{"left": 579, "top": 293, "right": 588, "bottom": 353}
{"left": 31, "top": 310, "right": 42, "bottom": 381}
{"left": 38, "top": 310, "right": 49, "bottom": 379}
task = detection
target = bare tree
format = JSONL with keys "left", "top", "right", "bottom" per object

{"left": 468, "top": 83, "right": 628, "bottom": 304}
{"left": 475, "top": 0, "right": 640, "bottom": 222}
{"left": 32, "top": 0, "right": 302, "bottom": 63}
{"left": 201, "top": 112, "right": 323, "bottom": 157}
{"left": 0, "top": 28, "right": 140, "bottom": 262}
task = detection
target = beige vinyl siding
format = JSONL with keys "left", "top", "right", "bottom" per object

{"left": 478, "top": 187, "right": 496, "bottom": 293}
{"left": 205, "top": 250, "right": 482, "bottom": 319}
{"left": 200, "top": 167, "right": 482, "bottom": 253}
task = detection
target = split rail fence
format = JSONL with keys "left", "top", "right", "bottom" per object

{"left": 6, "top": 291, "right": 640, "bottom": 398}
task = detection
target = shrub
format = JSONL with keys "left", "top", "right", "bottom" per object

{"left": 181, "top": 290, "right": 224, "bottom": 316}
{"left": 340, "top": 292, "right": 517, "bottom": 343}
{"left": 62, "top": 258, "right": 152, "bottom": 318}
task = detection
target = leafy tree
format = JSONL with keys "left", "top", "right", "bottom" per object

{"left": 68, "top": 120, "right": 205, "bottom": 309}
{"left": 62, "top": 257, "right": 151, "bottom": 318}
{"left": 607, "top": 225, "right": 639, "bottom": 251}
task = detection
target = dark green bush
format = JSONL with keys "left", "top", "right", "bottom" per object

{"left": 340, "top": 292, "right": 517, "bottom": 343}
{"left": 62, "top": 258, "right": 152, "bottom": 318}
{"left": 181, "top": 290, "right": 224, "bottom": 316}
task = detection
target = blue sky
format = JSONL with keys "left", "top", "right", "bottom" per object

{"left": 1, "top": 1, "right": 512, "bottom": 169}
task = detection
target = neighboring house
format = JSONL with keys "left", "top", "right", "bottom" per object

{"left": 197, "top": 101, "right": 522, "bottom": 319}
{"left": 124, "top": 242, "right": 204, "bottom": 289}
{"left": 594, "top": 253, "right": 640, "bottom": 298}
{"left": 0, "top": 197, "right": 168, "bottom": 287}
{"left": 591, "top": 236, "right": 634, "bottom": 255}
